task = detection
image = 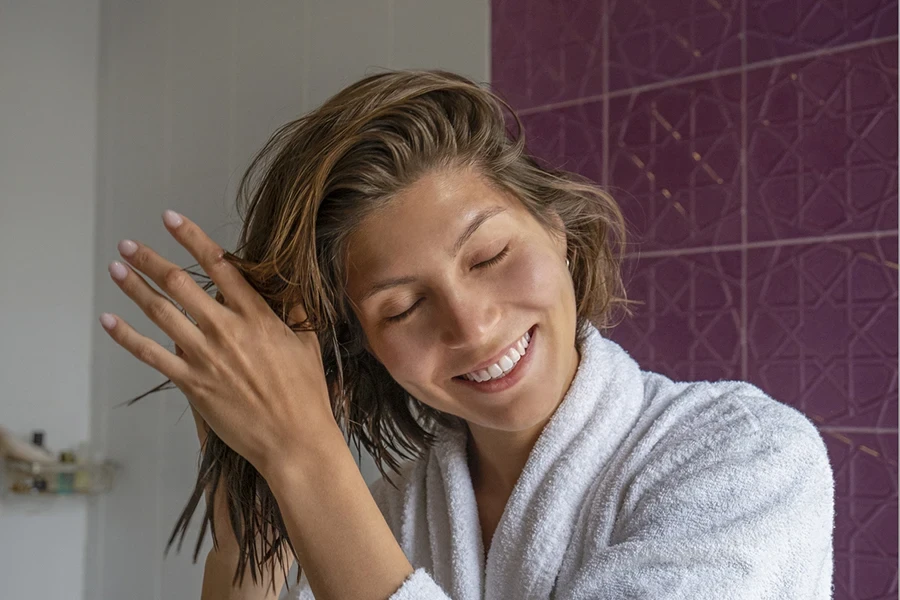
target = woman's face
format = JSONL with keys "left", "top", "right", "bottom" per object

{"left": 344, "top": 167, "right": 579, "bottom": 433}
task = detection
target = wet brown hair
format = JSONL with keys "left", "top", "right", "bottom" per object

{"left": 125, "top": 68, "right": 633, "bottom": 592}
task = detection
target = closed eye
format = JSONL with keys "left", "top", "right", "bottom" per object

{"left": 385, "top": 245, "right": 511, "bottom": 324}
{"left": 475, "top": 245, "right": 510, "bottom": 269}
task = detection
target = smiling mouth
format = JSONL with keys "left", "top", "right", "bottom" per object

{"left": 452, "top": 324, "right": 536, "bottom": 380}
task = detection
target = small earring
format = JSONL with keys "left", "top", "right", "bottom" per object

{"left": 566, "top": 258, "right": 570, "bottom": 268}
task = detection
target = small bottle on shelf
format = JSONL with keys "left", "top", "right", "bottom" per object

{"left": 74, "top": 442, "right": 92, "bottom": 493}
{"left": 57, "top": 451, "right": 76, "bottom": 494}
{"left": 30, "top": 431, "right": 48, "bottom": 493}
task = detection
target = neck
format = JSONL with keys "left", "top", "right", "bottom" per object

{"left": 465, "top": 343, "right": 581, "bottom": 496}
{"left": 466, "top": 424, "right": 542, "bottom": 497}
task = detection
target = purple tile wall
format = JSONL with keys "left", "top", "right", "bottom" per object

{"left": 493, "top": 0, "right": 897, "bottom": 597}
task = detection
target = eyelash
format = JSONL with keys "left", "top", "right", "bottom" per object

{"left": 385, "top": 245, "right": 511, "bottom": 324}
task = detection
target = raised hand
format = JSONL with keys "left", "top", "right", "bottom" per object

{"left": 99, "top": 210, "right": 337, "bottom": 480}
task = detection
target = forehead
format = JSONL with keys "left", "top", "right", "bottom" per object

{"left": 345, "top": 169, "right": 519, "bottom": 294}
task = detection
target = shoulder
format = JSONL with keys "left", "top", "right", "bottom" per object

{"left": 624, "top": 377, "right": 833, "bottom": 516}
{"left": 566, "top": 377, "right": 835, "bottom": 597}
{"left": 640, "top": 375, "right": 826, "bottom": 456}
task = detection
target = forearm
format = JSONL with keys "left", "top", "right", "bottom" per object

{"left": 202, "top": 547, "right": 287, "bottom": 600}
{"left": 265, "top": 424, "right": 414, "bottom": 600}
{"left": 200, "top": 471, "right": 290, "bottom": 599}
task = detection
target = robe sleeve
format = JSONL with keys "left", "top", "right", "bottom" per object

{"left": 555, "top": 398, "right": 836, "bottom": 599}
{"left": 284, "top": 566, "right": 451, "bottom": 599}
{"left": 386, "top": 568, "right": 453, "bottom": 599}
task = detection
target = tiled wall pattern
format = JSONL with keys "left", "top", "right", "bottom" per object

{"left": 491, "top": 0, "right": 897, "bottom": 598}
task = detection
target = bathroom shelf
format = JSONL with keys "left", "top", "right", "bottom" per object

{"left": 1, "top": 457, "right": 121, "bottom": 496}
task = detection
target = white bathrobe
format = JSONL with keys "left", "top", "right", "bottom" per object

{"left": 288, "top": 324, "right": 835, "bottom": 599}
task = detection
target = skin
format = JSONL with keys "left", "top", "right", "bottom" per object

{"left": 345, "top": 166, "right": 581, "bottom": 515}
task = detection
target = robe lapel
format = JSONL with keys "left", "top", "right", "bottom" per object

{"left": 421, "top": 327, "right": 646, "bottom": 599}
{"left": 430, "top": 430, "right": 485, "bottom": 600}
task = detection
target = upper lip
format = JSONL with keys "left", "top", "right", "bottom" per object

{"left": 458, "top": 325, "right": 533, "bottom": 376}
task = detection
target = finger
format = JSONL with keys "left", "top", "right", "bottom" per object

{"left": 161, "top": 210, "right": 268, "bottom": 317}
{"left": 99, "top": 312, "right": 190, "bottom": 384}
{"left": 108, "top": 260, "right": 207, "bottom": 355}
{"left": 116, "top": 238, "right": 224, "bottom": 331}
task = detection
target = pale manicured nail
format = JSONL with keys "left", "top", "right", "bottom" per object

{"left": 99, "top": 313, "right": 117, "bottom": 330}
{"left": 163, "top": 209, "right": 183, "bottom": 228}
{"left": 109, "top": 261, "right": 129, "bottom": 281}
{"left": 118, "top": 239, "right": 138, "bottom": 257}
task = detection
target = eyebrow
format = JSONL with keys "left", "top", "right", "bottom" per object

{"left": 360, "top": 205, "right": 508, "bottom": 302}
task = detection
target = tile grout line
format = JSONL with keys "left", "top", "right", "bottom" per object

{"left": 484, "top": 0, "right": 489, "bottom": 82}
{"left": 516, "top": 34, "right": 899, "bottom": 117}
{"left": 818, "top": 427, "right": 899, "bottom": 434}
{"left": 740, "top": 0, "right": 748, "bottom": 382}
{"left": 816, "top": 427, "right": 899, "bottom": 469}
{"left": 601, "top": 0, "right": 609, "bottom": 187}
{"left": 623, "top": 230, "right": 900, "bottom": 259}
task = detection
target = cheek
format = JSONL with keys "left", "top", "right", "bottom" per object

{"left": 368, "top": 338, "right": 430, "bottom": 385}
{"left": 503, "top": 249, "right": 562, "bottom": 308}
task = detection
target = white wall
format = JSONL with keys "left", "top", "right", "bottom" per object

{"left": 87, "top": 1, "right": 489, "bottom": 599}
{"left": 0, "top": 0, "right": 100, "bottom": 598}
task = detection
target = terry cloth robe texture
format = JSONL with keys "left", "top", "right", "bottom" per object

{"left": 287, "top": 323, "right": 835, "bottom": 599}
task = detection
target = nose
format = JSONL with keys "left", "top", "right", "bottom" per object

{"left": 438, "top": 285, "right": 501, "bottom": 351}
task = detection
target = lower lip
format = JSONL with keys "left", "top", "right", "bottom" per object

{"left": 453, "top": 325, "right": 538, "bottom": 393}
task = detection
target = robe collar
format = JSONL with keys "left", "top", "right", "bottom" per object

{"left": 419, "top": 324, "right": 647, "bottom": 599}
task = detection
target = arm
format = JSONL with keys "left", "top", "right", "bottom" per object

{"left": 199, "top": 480, "right": 291, "bottom": 600}
{"left": 202, "top": 545, "right": 287, "bottom": 600}
{"left": 266, "top": 422, "right": 450, "bottom": 600}
{"left": 190, "top": 402, "right": 291, "bottom": 599}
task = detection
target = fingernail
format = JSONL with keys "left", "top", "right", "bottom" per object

{"left": 163, "top": 209, "right": 183, "bottom": 228}
{"left": 99, "top": 313, "right": 117, "bottom": 330}
{"left": 109, "top": 261, "right": 129, "bottom": 281}
{"left": 118, "top": 239, "right": 138, "bottom": 257}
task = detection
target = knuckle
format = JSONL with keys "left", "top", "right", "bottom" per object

{"left": 135, "top": 343, "right": 156, "bottom": 366}
{"left": 205, "top": 248, "right": 227, "bottom": 272}
{"left": 147, "top": 298, "right": 172, "bottom": 324}
{"left": 164, "top": 268, "right": 189, "bottom": 292}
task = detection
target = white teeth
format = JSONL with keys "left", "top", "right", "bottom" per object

{"left": 463, "top": 329, "right": 532, "bottom": 382}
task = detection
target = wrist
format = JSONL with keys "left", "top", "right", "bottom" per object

{"left": 262, "top": 423, "right": 348, "bottom": 499}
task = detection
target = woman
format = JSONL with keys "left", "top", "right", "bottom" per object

{"left": 100, "top": 69, "right": 835, "bottom": 599}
